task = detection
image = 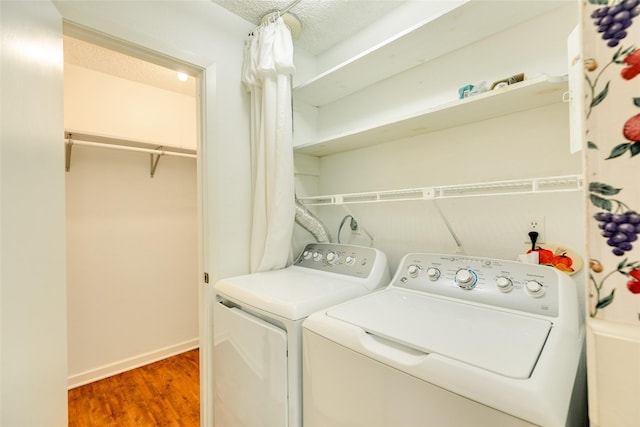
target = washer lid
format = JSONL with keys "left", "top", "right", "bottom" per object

{"left": 214, "top": 267, "right": 369, "bottom": 321}
{"left": 327, "top": 289, "right": 552, "bottom": 379}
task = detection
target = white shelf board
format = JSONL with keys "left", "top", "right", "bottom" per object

{"left": 294, "top": 75, "right": 568, "bottom": 157}
{"left": 293, "top": 1, "right": 567, "bottom": 107}
{"left": 297, "top": 175, "right": 584, "bottom": 206}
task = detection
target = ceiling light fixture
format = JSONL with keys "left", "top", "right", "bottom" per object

{"left": 177, "top": 72, "right": 188, "bottom": 82}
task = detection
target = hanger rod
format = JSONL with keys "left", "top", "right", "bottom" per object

{"left": 65, "top": 139, "right": 197, "bottom": 159}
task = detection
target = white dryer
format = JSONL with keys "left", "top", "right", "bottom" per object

{"left": 213, "top": 243, "right": 389, "bottom": 427}
{"left": 303, "top": 252, "right": 587, "bottom": 427}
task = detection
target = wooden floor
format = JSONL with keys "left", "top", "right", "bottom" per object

{"left": 68, "top": 349, "right": 200, "bottom": 427}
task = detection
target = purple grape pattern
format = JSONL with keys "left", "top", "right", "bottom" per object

{"left": 591, "top": 0, "right": 640, "bottom": 47}
{"left": 594, "top": 210, "right": 640, "bottom": 255}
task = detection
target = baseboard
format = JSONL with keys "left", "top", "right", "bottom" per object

{"left": 67, "top": 338, "right": 199, "bottom": 389}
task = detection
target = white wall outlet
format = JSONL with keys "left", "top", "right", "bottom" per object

{"left": 526, "top": 216, "right": 545, "bottom": 245}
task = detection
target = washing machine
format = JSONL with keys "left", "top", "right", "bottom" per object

{"left": 303, "top": 252, "right": 587, "bottom": 427}
{"left": 213, "top": 243, "right": 389, "bottom": 427}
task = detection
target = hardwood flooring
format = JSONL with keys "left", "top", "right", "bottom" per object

{"left": 68, "top": 349, "right": 200, "bottom": 427}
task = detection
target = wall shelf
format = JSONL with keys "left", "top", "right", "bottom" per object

{"left": 293, "top": 1, "right": 567, "bottom": 107}
{"left": 294, "top": 75, "right": 568, "bottom": 157}
{"left": 297, "top": 175, "right": 584, "bottom": 206}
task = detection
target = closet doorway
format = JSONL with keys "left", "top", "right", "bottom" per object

{"left": 63, "top": 25, "right": 203, "bottom": 394}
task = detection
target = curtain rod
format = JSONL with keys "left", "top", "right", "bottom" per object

{"left": 280, "top": 0, "right": 302, "bottom": 16}
{"left": 256, "top": 0, "right": 303, "bottom": 37}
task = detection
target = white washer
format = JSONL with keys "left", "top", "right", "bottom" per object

{"left": 213, "top": 243, "right": 389, "bottom": 427}
{"left": 303, "top": 252, "right": 587, "bottom": 427}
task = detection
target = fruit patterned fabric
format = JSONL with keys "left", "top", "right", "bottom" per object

{"left": 585, "top": 0, "right": 640, "bottom": 320}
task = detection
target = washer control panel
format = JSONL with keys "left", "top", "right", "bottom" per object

{"left": 393, "top": 253, "right": 561, "bottom": 317}
{"left": 294, "top": 243, "right": 386, "bottom": 280}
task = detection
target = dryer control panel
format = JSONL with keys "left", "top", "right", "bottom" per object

{"left": 392, "top": 253, "right": 567, "bottom": 317}
{"left": 294, "top": 243, "right": 388, "bottom": 284}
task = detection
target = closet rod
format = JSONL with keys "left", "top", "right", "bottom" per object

{"left": 65, "top": 139, "right": 197, "bottom": 159}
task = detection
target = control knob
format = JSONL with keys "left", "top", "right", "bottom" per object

{"left": 313, "top": 251, "right": 323, "bottom": 262}
{"left": 302, "top": 250, "right": 312, "bottom": 260}
{"left": 326, "top": 251, "right": 340, "bottom": 265}
{"left": 426, "top": 267, "right": 441, "bottom": 281}
{"left": 345, "top": 255, "right": 356, "bottom": 266}
{"left": 407, "top": 265, "right": 422, "bottom": 278}
{"left": 455, "top": 269, "right": 477, "bottom": 290}
{"left": 524, "top": 280, "right": 545, "bottom": 297}
{"left": 495, "top": 276, "right": 513, "bottom": 292}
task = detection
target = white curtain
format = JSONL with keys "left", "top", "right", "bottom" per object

{"left": 242, "top": 17, "right": 296, "bottom": 273}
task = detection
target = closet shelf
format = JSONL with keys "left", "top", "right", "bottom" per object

{"left": 296, "top": 175, "right": 584, "bottom": 206}
{"left": 65, "top": 131, "right": 196, "bottom": 178}
{"left": 293, "top": 74, "right": 568, "bottom": 157}
{"left": 293, "top": 1, "right": 567, "bottom": 107}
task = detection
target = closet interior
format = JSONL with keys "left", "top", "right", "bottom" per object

{"left": 64, "top": 31, "right": 200, "bottom": 388}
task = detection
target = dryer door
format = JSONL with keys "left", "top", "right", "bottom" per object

{"left": 214, "top": 301, "right": 288, "bottom": 427}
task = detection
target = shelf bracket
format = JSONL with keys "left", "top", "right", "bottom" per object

{"left": 433, "top": 199, "right": 464, "bottom": 254}
{"left": 65, "top": 136, "right": 73, "bottom": 172}
{"left": 150, "top": 146, "right": 163, "bottom": 178}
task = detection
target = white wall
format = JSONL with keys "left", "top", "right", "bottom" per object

{"left": 1, "top": 1, "right": 68, "bottom": 425}
{"left": 65, "top": 144, "right": 198, "bottom": 387}
{"left": 65, "top": 63, "right": 197, "bottom": 150}
{"left": 313, "top": 103, "right": 583, "bottom": 271}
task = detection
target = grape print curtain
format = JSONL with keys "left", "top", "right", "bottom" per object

{"left": 241, "top": 17, "right": 296, "bottom": 273}
{"left": 584, "top": 1, "right": 640, "bottom": 425}
{"left": 585, "top": 0, "right": 640, "bottom": 320}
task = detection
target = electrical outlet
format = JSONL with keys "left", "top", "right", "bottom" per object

{"left": 526, "top": 216, "right": 545, "bottom": 245}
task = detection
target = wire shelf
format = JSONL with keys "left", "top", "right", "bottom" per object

{"left": 297, "top": 175, "right": 584, "bottom": 206}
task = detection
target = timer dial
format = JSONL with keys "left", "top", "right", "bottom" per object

{"left": 455, "top": 269, "right": 477, "bottom": 289}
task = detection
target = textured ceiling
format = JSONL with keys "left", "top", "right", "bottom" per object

{"left": 63, "top": 1, "right": 403, "bottom": 94}
{"left": 64, "top": 35, "right": 197, "bottom": 96}
{"left": 210, "top": 0, "right": 406, "bottom": 55}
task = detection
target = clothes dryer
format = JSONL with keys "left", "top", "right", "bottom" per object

{"left": 213, "top": 243, "right": 389, "bottom": 427}
{"left": 303, "top": 252, "right": 587, "bottom": 427}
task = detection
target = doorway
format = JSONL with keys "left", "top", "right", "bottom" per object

{"left": 63, "top": 24, "right": 203, "bottom": 400}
